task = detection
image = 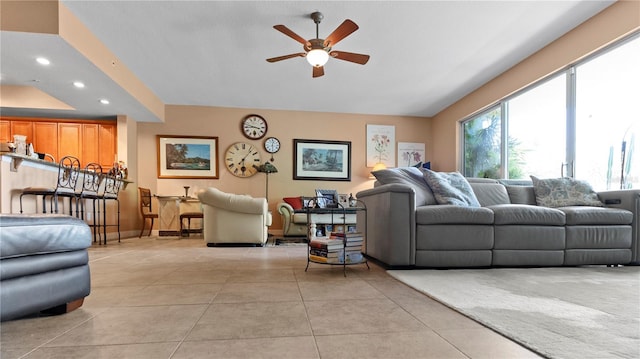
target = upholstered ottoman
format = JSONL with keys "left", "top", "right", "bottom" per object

{"left": 1, "top": 214, "right": 92, "bottom": 321}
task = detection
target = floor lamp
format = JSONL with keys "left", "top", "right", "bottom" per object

{"left": 254, "top": 161, "right": 278, "bottom": 199}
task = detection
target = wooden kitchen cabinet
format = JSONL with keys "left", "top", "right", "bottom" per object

{"left": 33, "top": 122, "right": 58, "bottom": 160}
{"left": 0, "top": 120, "right": 10, "bottom": 143}
{"left": 58, "top": 123, "right": 82, "bottom": 164}
{"left": 98, "top": 123, "right": 116, "bottom": 169}
{"left": 1, "top": 117, "right": 117, "bottom": 168}
{"left": 10, "top": 120, "right": 33, "bottom": 144}
{"left": 82, "top": 123, "right": 100, "bottom": 166}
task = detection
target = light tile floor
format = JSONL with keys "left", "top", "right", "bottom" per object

{"left": 1, "top": 237, "right": 542, "bottom": 358}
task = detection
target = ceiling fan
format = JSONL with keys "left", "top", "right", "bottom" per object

{"left": 266, "top": 11, "right": 370, "bottom": 78}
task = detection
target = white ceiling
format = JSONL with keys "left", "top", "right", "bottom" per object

{"left": 0, "top": 1, "right": 615, "bottom": 122}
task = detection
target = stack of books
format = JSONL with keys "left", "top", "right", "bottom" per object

{"left": 308, "top": 232, "right": 364, "bottom": 264}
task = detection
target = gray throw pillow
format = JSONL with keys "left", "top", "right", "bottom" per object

{"left": 530, "top": 176, "right": 603, "bottom": 208}
{"left": 371, "top": 167, "right": 436, "bottom": 206}
{"left": 422, "top": 169, "right": 480, "bottom": 207}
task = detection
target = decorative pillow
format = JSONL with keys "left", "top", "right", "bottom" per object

{"left": 283, "top": 196, "right": 303, "bottom": 210}
{"left": 371, "top": 167, "right": 436, "bottom": 206}
{"left": 422, "top": 169, "right": 480, "bottom": 207}
{"left": 530, "top": 176, "right": 603, "bottom": 208}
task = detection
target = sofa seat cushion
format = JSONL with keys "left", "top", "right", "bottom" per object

{"left": 489, "top": 204, "right": 565, "bottom": 225}
{"left": 0, "top": 214, "right": 92, "bottom": 259}
{"left": 560, "top": 206, "right": 633, "bottom": 225}
{"left": 416, "top": 205, "right": 493, "bottom": 225}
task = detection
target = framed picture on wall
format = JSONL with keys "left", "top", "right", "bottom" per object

{"left": 366, "top": 124, "right": 395, "bottom": 167}
{"left": 397, "top": 142, "right": 425, "bottom": 167}
{"left": 157, "top": 135, "right": 219, "bottom": 179}
{"left": 293, "top": 139, "right": 351, "bottom": 181}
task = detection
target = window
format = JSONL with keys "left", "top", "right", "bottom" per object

{"left": 575, "top": 36, "right": 640, "bottom": 190}
{"left": 462, "top": 33, "right": 639, "bottom": 190}
{"left": 463, "top": 107, "right": 501, "bottom": 178}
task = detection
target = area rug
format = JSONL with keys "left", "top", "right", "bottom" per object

{"left": 387, "top": 267, "right": 640, "bottom": 359}
{"left": 265, "top": 236, "right": 307, "bottom": 247}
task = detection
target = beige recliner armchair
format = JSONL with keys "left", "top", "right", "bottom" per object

{"left": 198, "top": 187, "right": 272, "bottom": 246}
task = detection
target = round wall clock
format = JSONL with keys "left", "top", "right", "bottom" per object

{"left": 224, "top": 142, "right": 261, "bottom": 178}
{"left": 264, "top": 137, "right": 280, "bottom": 154}
{"left": 241, "top": 114, "right": 267, "bottom": 140}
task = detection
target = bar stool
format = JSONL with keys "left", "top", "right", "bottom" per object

{"left": 99, "top": 168, "right": 123, "bottom": 245}
{"left": 180, "top": 212, "right": 203, "bottom": 237}
{"left": 77, "top": 163, "right": 104, "bottom": 242}
{"left": 20, "top": 155, "right": 81, "bottom": 214}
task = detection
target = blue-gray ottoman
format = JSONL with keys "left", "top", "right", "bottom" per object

{"left": 1, "top": 214, "right": 92, "bottom": 321}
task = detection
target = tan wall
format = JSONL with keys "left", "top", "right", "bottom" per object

{"left": 431, "top": 0, "right": 640, "bottom": 171}
{"left": 135, "top": 105, "right": 432, "bottom": 231}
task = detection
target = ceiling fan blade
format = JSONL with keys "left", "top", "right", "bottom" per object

{"left": 330, "top": 51, "right": 370, "bottom": 65}
{"left": 313, "top": 66, "right": 324, "bottom": 78}
{"left": 324, "top": 19, "right": 359, "bottom": 47}
{"left": 273, "top": 25, "right": 309, "bottom": 46}
{"left": 266, "top": 53, "right": 306, "bottom": 63}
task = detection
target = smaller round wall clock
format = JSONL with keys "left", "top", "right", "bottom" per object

{"left": 264, "top": 136, "right": 280, "bottom": 161}
{"left": 241, "top": 114, "right": 267, "bottom": 140}
{"left": 224, "top": 142, "right": 261, "bottom": 178}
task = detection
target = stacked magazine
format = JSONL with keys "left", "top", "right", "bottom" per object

{"left": 308, "top": 232, "right": 364, "bottom": 264}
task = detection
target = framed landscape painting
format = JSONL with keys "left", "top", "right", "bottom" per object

{"left": 157, "top": 135, "right": 219, "bottom": 179}
{"left": 293, "top": 139, "right": 351, "bottom": 181}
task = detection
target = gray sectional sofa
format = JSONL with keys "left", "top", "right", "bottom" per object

{"left": 356, "top": 167, "right": 639, "bottom": 268}
{"left": 1, "top": 214, "right": 92, "bottom": 321}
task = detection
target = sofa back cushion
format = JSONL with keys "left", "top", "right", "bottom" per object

{"left": 470, "top": 183, "right": 511, "bottom": 206}
{"left": 505, "top": 185, "right": 537, "bottom": 205}
{"left": 372, "top": 167, "right": 436, "bottom": 206}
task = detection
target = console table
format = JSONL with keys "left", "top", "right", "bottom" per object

{"left": 155, "top": 195, "right": 202, "bottom": 237}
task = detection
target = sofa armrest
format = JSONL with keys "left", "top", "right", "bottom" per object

{"left": 277, "top": 202, "right": 294, "bottom": 232}
{"left": 356, "top": 183, "right": 417, "bottom": 267}
{"left": 598, "top": 189, "right": 640, "bottom": 264}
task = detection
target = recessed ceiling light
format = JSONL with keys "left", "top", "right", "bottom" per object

{"left": 73, "top": 81, "right": 85, "bottom": 88}
{"left": 99, "top": 99, "right": 110, "bottom": 105}
{"left": 36, "top": 57, "right": 50, "bottom": 65}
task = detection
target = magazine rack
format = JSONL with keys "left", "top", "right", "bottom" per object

{"left": 304, "top": 198, "right": 369, "bottom": 276}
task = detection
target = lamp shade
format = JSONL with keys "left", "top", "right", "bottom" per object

{"left": 371, "top": 162, "right": 387, "bottom": 172}
{"left": 306, "top": 49, "right": 329, "bottom": 67}
{"left": 254, "top": 161, "right": 278, "bottom": 174}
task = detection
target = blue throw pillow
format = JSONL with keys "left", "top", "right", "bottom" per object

{"left": 422, "top": 169, "right": 480, "bottom": 207}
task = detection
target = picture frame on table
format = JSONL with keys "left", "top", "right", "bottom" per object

{"left": 157, "top": 135, "right": 219, "bottom": 179}
{"left": 315, "top": 189, "right": 338, "bottom": 208}
{"left": 337, "top": 194, "right": 349, "bottom": 208}
{"left": 293, "top": 139, "right": 351, "bottom": 181}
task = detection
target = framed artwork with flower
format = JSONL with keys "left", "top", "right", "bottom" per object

{"left": 366, "top": 124, "right": 395, "bottom": 167}
{"left": 397, "top": 142, "right": 425, "bottom": 167}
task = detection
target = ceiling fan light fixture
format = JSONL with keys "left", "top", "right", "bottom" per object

{"left": 306, "top": 49, "right": 329, "bottom": 67}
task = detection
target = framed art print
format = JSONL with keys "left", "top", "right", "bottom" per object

{"left": 293, "top": 139, "right": 351, "bottom": 181}
{"left": 157, "top": 135, "right": 219, "bottom": 179}
{"left": 397, "top": 142, "right": 425, "bottom": 167}
{"left": 367, "top": 124, "right": 395, "bottom": 167}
